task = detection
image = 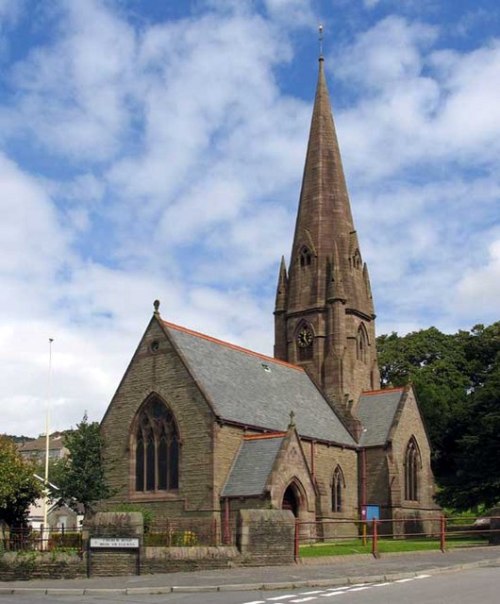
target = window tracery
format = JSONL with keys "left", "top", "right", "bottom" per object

{"left": 404, "top": 437, "right": 420, "bottom": 501}
{"left": 134, "top": 397, "right": 179, "bottom": 492}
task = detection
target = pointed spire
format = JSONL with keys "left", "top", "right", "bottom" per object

{"left": 288, "top": 55, "right": 355, "bottom": 298}
{"left": 363, "top": 263, "right": 375, "bottom": 316}
{"left": 274, "top": 256, "right": 288, "bottom": 312}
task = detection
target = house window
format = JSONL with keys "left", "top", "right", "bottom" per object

{"left": 404, "top": 437, "right": 420, "bottom": 501}
{"left": 332, "top": 466, "right": 345, "bottom": 512}
{"left": 135, "top": 397, "right": 179, "bottom": 492}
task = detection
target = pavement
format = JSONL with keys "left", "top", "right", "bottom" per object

{"left": 1, "top": 547, "right": 500, "bottom": 596}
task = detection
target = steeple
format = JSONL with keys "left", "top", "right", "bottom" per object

{"left": 274, "top": 52, "right": 380, "bottom": 416}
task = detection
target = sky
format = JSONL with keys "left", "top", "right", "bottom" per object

{"left": 1, "top": 0, "right": 499, "bottom": 437}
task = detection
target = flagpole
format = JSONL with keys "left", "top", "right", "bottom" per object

{"left": 42, "top": 337, "right": 54, "bottom": 549}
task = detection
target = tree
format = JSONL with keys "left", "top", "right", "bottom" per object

{"left": 437, "top": 357, "right": 500, "bottom": 510}
{"left": 0, "top": 436, "right": 41, "bottom": 527}
{"left": 377, "top": 321, "right": 500, "bottom": 510}
{"left": 54, "top": 414, "right": 113, "bottom": 516}
{"left": 377, "top": 327, "right": 470, "bottom": 459}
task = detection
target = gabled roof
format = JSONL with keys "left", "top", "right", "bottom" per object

{"left": 222, "top": 435, "right": 285, "bottom": 497}
{"left": 163, "top": 321, "right": 356, "bottom": 447}
{"left": 357, "top": 388, "right": 404, "bottom": 446}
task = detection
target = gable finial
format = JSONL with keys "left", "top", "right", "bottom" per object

{"left": 288, "top": 410, "right": 296, "bottom": 429}
{"left": 318, "top": 23, "right": 324, "bottom": 60}
{"left": 153, "top": 299, "right": 160, "bottom": 315}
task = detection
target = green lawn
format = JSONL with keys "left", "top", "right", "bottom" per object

{"left": 299, "top": 537, "right": 486, "bottom": 557}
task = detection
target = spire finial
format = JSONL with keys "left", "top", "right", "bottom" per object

{"left": 318, "top": 23, "right": 324, "bottom": 60}
{"left": 288, "top": 410, "right": 296, "bottom": 429}
{"left": 153, "top": 299, "right": 160, "bottom": 315}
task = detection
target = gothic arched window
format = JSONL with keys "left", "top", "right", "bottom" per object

{"left": 404, "top": 437, "right": 421, "bottom": 501}
{"left": 299, "top": 246, "right": 312, "bottom": 267}
{"left": 332, "top": 465, "right": 345, "bottom": 512}
{"left": 134, "top": 397, "right": 179, "bottom": 492}
{"left": 356, "top": 324, "right": 368, "bottom": 363}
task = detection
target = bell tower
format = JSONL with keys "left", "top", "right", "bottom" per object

{"left": 274, "top": 54, "right": 380, "bottom": 417}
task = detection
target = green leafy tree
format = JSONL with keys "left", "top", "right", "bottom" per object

{"left": 377, "top": 327, "right": 469, "bottom": 456}
{"left": 0, "top": 436, "right": 42, "bottom": 527}
{"left": 54, "top": 414, "right": 113, "bottom": 516}
{"left": 377, "top": 321, "right": 500, "bottom": 510}
{"left": 437, "top": 357, "right": 500, "bottom": 509}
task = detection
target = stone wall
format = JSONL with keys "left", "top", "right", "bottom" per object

{"left": 238, "top": 509, "right": 295, "bottom": 565}
{"left": 0, "top": 552, "right": 85, "bottom": 581}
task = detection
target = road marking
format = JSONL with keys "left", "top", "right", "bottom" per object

{"left": 289, "top": 598, "right": 319, "bottom": 603}
{"left": 349, "top": 586, "right": 373, "bottom": 592}
{"left": 320, "top": 592, "right": 345, "bottom": 597}
{"left": 325, "top": 586, "right": 350, "bottom": 591}
{"left": 373, "top": 582, "right": 391, "bottom": 587}
{"left": 395, "top": 578, "right": 415, "bottom": 583}
{"left": 241, "top": 601, "right": 266, "bottom": 604}
{"left": 301, "top": 591, "right": 325, "bottom": 595}
{"left": 267, "top": 596, "right": 297, "bottom": 601}
{"left": 416, "top": 574, "right": 431, "bottom": 579}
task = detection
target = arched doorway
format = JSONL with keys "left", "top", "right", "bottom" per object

{"left": 282, "top": 483, "right": 300, "bottom": 517}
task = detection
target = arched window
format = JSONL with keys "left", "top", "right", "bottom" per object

{"left": 404, "top": 437, "right": 421, "bottom": 501}
{"left": 135, "top": 397, "right": 179, "bottom": 492}
{"left": 332, "top": 466, "right": 345, "bottom": 512}
{"left": 356, "top": 324, "right": 368, "bottom": 363}
{"left": 299, "top": 246, "right": 312, "bottom": 267}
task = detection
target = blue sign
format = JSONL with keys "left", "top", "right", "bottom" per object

{"left": 363, "top": 505, "right": 380, "bottom": 521}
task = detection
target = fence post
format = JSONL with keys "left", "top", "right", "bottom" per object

{"left": 294, "top": 519, "right": 300, "bottom": 562}
{"left": 371, "top": 520, "right": 378, "bottom": 558}
{"left": 212, "top": 517, "right": 217, "bottom": 545}
{"left": 440, "top": 515, "right": 446, "bottom": 553}
{"left": 223, "top": 498, "right": 231, "bottom": 545}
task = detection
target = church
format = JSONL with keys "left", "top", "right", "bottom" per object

{"left": 100, "top": 54, "right": 439, "bottom": 538}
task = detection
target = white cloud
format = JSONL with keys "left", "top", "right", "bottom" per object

{"left": 455, "top": 238, "right": 500, "bottom": 319}
{"left": 0, "top": 3, "right": 499, "bottom": 436}
{"left": 0, "top": 153, "right": 68, "bottom": 285}
{"left": 5, "top": 0, "right": 137, "bottom": 161}
{"left": 263, "top": 0, "right": 315, "bottom": 26}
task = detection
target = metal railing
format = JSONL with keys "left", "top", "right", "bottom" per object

{"left": 1, "top": 525, "right": 83, "bottom": 553}
{"left": 294, "top": 514, "right": 500, "bottom": 560}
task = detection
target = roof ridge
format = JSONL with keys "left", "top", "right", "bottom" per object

{"left": 163, "top": 321, "right": 304, "bottom": 372}
{"left": 362, "top": 387, "right": 404, "bottom": 396}
{"left": 244, "top": 432, "right": 286, "bottom": 441}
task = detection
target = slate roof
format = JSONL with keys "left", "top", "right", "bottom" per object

{"left": 221, "top": 436, "right": 284, "bottom": 497}
{"left": 164, "top": 322, "right": 356, "bottom": 447}
{"left": 357, "top": 388, "right": 404, "bottom": 446}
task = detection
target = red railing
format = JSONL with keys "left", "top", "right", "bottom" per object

{"left": 295, "top": 514, "right": 499, "bottom": 559}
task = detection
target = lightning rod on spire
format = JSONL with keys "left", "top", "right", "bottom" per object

{"left": 318, "top": 23, "right": 324, "bottom": 59}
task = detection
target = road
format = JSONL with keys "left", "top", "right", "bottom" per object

{"left": 0, "top": 567, "right": 498, "bottom": 603}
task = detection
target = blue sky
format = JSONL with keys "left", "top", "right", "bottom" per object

{"left": 1, "top": 0, "right": 499, "bottom": 436}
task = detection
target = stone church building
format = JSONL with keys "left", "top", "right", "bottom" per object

{"left": 100, "top": 56, "right": 439, "bottom": 537}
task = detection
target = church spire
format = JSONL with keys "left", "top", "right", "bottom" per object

{"left": 274, "top": 48, "right": 380, "bottom": 413}
{"left": 290, "top": 55, "right": 354, "bottom": 274}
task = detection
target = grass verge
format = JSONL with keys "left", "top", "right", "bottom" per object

{"left": 299, "top": 537, "right": 487, "bottom": 557}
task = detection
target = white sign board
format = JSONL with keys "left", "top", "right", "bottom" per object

{"left": 89, "top": 537, "right": 139, "bottom": 549}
